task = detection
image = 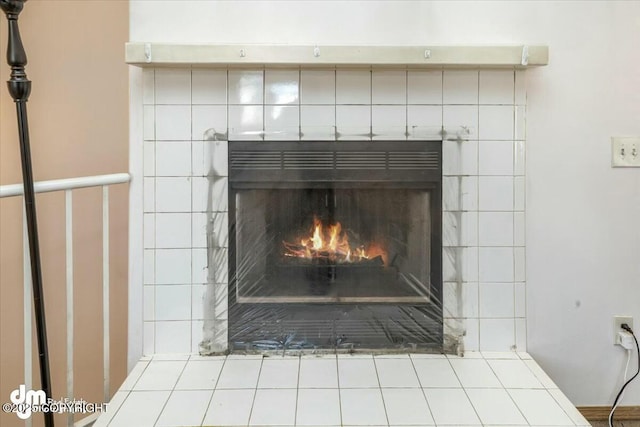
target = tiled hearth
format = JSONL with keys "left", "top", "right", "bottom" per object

{"left": 140, "top": 68, "right": 527, "bottom": 355}
{"left": 95, "top": 352, "right": 590, "bottom": 427}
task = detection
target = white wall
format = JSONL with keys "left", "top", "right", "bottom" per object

{"left": 130, "top": 0, "right": 640, "bottom": 406}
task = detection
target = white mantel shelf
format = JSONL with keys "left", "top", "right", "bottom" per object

{"left": 125, "top": 43, "right": 548, "bottom": 68}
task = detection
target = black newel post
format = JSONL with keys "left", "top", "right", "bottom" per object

{"left": 0, "top": 2, "right": 54, "bottom": 426}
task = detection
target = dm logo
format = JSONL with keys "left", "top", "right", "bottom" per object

{"left": 10, "top": 384, "right": 46, "bottom": 419}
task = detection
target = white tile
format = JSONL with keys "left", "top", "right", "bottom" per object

{"left": 515, "top": 70, "right": 527, "bottom": 105}
{"left": 515, "top": 176, "right": 525, "bottom": 211}
{"left": 143, "top": 141, "right": 155, "bottom": 176}
{"left": 372, "top": 70, "right": 406, "bottom": 104}
{"left": 156, "top": 105, "right": 191, "bottom": 141}
{"left": 514, "top": 140, "right": 525, "bottom": 175}
{"left": 93, "top": 390, "right": 128, "bottom": 427}
{"left": 210, "top": 247, "right": 228, "bottom": 283}
{"left": 250, "top": 388, "right": 297, "bottom": 426}
{"left": 155, "top": 69, "right": 191, "bottom": 104}
{"left": 296, "top": 388, "right": 341, "bottom": 426}
{"left": 509, "top": 389, "right": 574, "bottom": 425}
{"left": 155, "top": 321, "right": 192, "bottom": 353}
{"left": 144, "top": 214, "right": 155, "bottom": 249}
{"left": 257, "top": 358, "right": 299, "bottom": 388}
{"left": 156, "top": 390, "right": 212, "bottom": 427}
{"left": 443, "top": 176, "right": 478, "bottom": 212}
{"left": 155, "top": 213, "right": 191, "bottom": 248}
{"left": 479, "top": 106, "right": 514, "bottom": 140}
{"left": 372, "top": 105, "right": 406, "bottom": 140}
{"left": 463, "top": 318, "right": 480, "bottom": 351}
{"left": 514, "top": 212, "right": 525, "bottom": 246}
{"left": 143, "top": 106, "right": 155, "bottom": 141}
{"left": 479, "top": 319, "right": 515, "bottom": 351}
{"left": 192, "top": 176, "right": 228, "bottom": 212}
{"left": 336, "top": 105, "right": 370, "bottom": 140}
{"left": 228, "top": 105, "right": 263, "bottom": 139}
{"left": 155, "top": 177, "right": 191, "bottom": 213}
{"left": 191, "top": 212, "right": 207, "bottom": 249}
{"left": 443, "top": 105, "right": 478, "bottom": 140}
{"left": 449, "top": 359, "right": 501, "bottom": 388}
{"left": 443, "top": 247, "right": 479, "bottom": 283}
{"left": 143, "top": 321, "right": 155, "bottom": 355}
{"left": 514, "top": 282, "right": 526, "bottom": 317}
{"left": 488, "top": 359, "right": 543, "bottom": 388}
{"left": 155, "top": 249, "right": 191, "bottom": 284}
{"left": 515, "top": 318, "right": 527, "bottom": 352}
{"left": 300, "top": 69, "right": 335, "bottom": 104}
{"left": 192, "top": 247, "right": 209, "bottom": 284}
{"left": 192, "top": 105, "right": 227, "bottom": 141}
{"left": 462, "top": 282, "right": 480, "bottom": 318}
{"left": 478, "top": 176, "right": 514, "bottom": 211}
{"left": 142, "top": 68, "right": 155, "bottom": 105}
{"left": 119, "top": 360, "right": 150, "bottom": 391}
{"left": 336, "top": 69, "right": 371, "bottom": 104}
{"left": 375, "top": 358, "right": 420, "bottom": 387}
{"left": 547, "top": 388, "right": 591, "bottom": 426}
{"left": 412, "top": 358, "right": 461, "bottom": 388}
{"left": 465, "top": 388, "right": 527, "bottom": 425}
{"left": 478, "top": 212, "right": 514, "bottom": 247}
{"left": 515, "top": 247, "right": 526, "bottom": 281}
{"left": 265, "top": 69, "right": 299, "bottom": 105}
{"left": 443, "top": 140, "right": 478, "bottom": 176}
{"left": 156, "top": 141, "right": 191, "bottom": 177}
{"left": 299, "top": 357, "right": 338, "bottom": 388}
{"left": 383, "top": 388, "right": 435, "bottom": 425}
{"left": 478, "top": 140, "right": 514, "bottom": 176}
{"left": 217, "top": 359, "right": 262, "bottom": 389}
{"left": 524, "top": 359, "right": 559, "bottom": 389}
{"left": 407, "top": 105, "right": 442, "bottom": 135}
{"left": 108, "top": 390, "right": 170, "bottom": 427}
{"left": 204, "top": 140, "right": 229, "bottom": 177}
{"left": 338, "top": 357, "right": 379, "bottom": 388}
{"left": 152, "top": 354, "right": 191, "bottom": 361}
{"left": 134, "top": 360, "right": 186, "bottom": 390}
{"left": 408, "top": 70, "right": 442, "bottom": 104}
{"left": 143, "top": 178, "right": 155, "bottom": 213}
{"left": 191, "top": 284, "right": 211, "bottom": 319}
{"left": 479, "top": 70, "right": 515, "bottom": 105}
{"left": 479, "top": 283, "right": 514, "bottom": 318}
{"left": 423, "top": 388, "right": 481, "bottom": 425}
{"left": 340, "top": 388, "right": 388, "bottom": 426}
{"left": 442, "top": 281, "right": 461, "bottom": 317}
{"left": 515, "top": 105, "right": 526, "bottom": 140}
{"left": 155, "top": 285, "right": 191, "bottom": 321}
{"left": 175, "top": 359, "right": 224, "bottom": 390}
{"left": 443, "top": 211, "right": 478, "bottom": 247}
{"left": 192, "top": 69, "right": 227, "bottom": 104}
{"left": 443, "top": 70, "right": 478, "bottom": 104}
{"left": 228, "top": 69, "right": 263, "bottom": 104}
{"left": 300, "top": 105, "right": 336, "bottom": 140}
{"left": 203, "top": 389, "right": 255, "bottom": 426}
{"left": 265, "top": 105, "right": 299, "bottom": 140}
{"left": 481, "top": 351, "right": 519, "bottom": 359}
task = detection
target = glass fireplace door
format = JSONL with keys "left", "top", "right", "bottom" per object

{"left": 235, "top": 187, "right": 432, "bottom": 303}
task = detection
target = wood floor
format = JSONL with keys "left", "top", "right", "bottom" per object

{"left": 590, "top": 422, "right": 640, "bottom": 427}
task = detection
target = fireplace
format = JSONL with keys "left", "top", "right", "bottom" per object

{"left": 228, "top": 140, "right": 443, "bottom": 351}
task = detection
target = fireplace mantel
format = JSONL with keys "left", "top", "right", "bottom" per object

{"left": 125, "top": 43, "right": 548, "bottom": 68}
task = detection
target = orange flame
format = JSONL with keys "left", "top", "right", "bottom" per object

{"left": 283, "top": 216, "right": 387, "bottom": 265}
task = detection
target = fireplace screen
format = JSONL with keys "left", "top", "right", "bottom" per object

{"left": 228, "top": 141, "right": 443, "bottom": 351}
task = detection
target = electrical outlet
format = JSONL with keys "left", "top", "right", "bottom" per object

{"left": 613, "top": 315, "right": 634, "bottom": 344}
{"left": 612, "top": 137, "right": 640, "bottom": 167}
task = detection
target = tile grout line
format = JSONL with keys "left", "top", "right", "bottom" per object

{"left": 370, "top": 356, "right": 391, "bottom": 427}
{"left": 293, "top": 355, "right": 301, "bottom": 426}
{"left": 246, "top": 356, "right": 265, "bottom": 427}
{"left": 476, "top": 69, "right": 481, "bottom": 352}
{"left": 335, "top": 354, "right": 344, "bottom": 427}
{"left": 408, "top": 353, "right": 439, "bottom": 425}
{"left": 442, "top": 354, "right": 484, "bottom": 424}
{"left": 482, "top": 356, "right": 531, "bottom": 424}
{"left": 197, "top": 354, "right": 228, "bottom": 426}
{"left": 151, "top": 358, "right": 190, "bottom": 427}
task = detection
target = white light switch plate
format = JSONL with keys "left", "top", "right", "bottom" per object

{"left": 612, "top": 137, "right": 640, "bottom": 167}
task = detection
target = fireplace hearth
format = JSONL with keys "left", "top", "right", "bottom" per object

{"left": 228, "top": 140, "right": 443, "bottom": 351}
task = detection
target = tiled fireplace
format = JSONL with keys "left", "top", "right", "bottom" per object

{"left": 140, "top": 68, "right": 526, "bottom": 355}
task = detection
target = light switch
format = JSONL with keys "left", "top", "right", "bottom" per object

{"left": 612, "top": 137, "right": 640, "bottom": 168}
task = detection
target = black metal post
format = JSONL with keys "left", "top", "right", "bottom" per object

{"left": 0, "top": 2, "right": 54, "bottom": 426}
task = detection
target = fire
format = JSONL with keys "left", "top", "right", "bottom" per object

{"left": 283, "top": 217, "right": 388, "bottom": 265}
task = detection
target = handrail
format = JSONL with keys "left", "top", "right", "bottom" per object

{"left": 0, "top": 173, "right": 131, "bottom": 198}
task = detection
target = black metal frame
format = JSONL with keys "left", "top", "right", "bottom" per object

{"left": 228, "top": 140, "right": 443, "bottom": 351}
